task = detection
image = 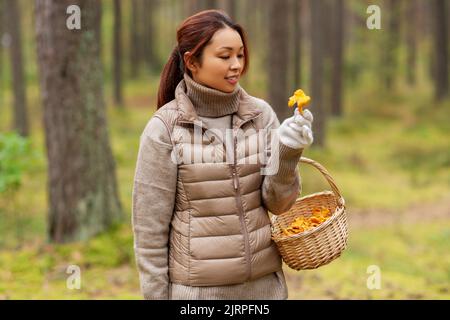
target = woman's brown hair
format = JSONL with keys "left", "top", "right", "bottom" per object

{"left": 156, "top": 9, "right": 250, "bottom": 109}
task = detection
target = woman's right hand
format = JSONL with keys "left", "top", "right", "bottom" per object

{"left": 278, "top": 106, "right": 314, "bottom": 149}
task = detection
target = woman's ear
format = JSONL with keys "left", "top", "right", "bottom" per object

{"left": 184, "top": 51, "right": 198, "bottom": 74}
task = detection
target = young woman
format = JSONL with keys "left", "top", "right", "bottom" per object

{"left": 132, "top": 9, "right": 314, "bottom": 300}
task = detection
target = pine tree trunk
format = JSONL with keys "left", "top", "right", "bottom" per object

{"left": 432, "top": 0, "right": 449, "bottom": 101}
{"left": 0, "top": 0, "right": 4, "bottom": 107}
{"left": 383, "top": 0, "right": 400, "bottom": 90}
{"left": 204, "top": 0, "right": 218, "bottom": 9}
{"left": 142, "top": 0, "right": 158, "bottom": 73}
{"left": 226, "top": 0, "right": 237, "bottom": 20}
{"left": 268, "top": 0, "right": 290, "bottom": 121}
{"left": 36, "top": 0, "right": 123, "bottom": 243}
{"left": 406, "top": 0, "right": 417, "bottom": 86}
{"left": 292, "top": 0, "right": 302, "bottom": 90}
{"left": 310, "top": 0, "right": 326, "bottom": 147}
{"left": 113, "top": 0, "right": 123, "bottom": 106}
{"left": 129, "top": 0, "right": 140, "bottom": 78}
{"left": 245, "top": 0, "right": 258, "bottom": 43}
{"left": 331, "top": 0, "right": 344, "bottom": 117}
{"left": 185, "top": 0, "right": 201, "bottom": 16}
{"left": 6, "top": 0, "right": 28, "bottom": 136}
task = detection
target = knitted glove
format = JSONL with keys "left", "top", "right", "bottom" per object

{"left": 278, "top": 107, "right": 314, "bottom": 149}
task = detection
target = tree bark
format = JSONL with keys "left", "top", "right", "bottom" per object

{"left": 204, "top": 0, "right": 218, "bottom": 9}
{"left": 406, "top": 0, "right": 417, "bottom": 86}
{"left": 268, "top": 0, "right": 290, "bottom": 121}
{"left": 226, "top": 0, "right": 237, "bottom": 20}
{"left": 113, "top": 0, "right": 123, "bottom": 106}
{"left": 36, "top": 0, "right": 123, "bottom": 243}
{"left": 142, "top": 0, "right": 158, "bottom": 73}
{"left": 185, "top": 0, "right": 201, "bottom": 16}
{"left": 129, "top": 0, "right": 140, "bottom": 78}
{"left": 0, "top": 0, "right": 4, "bottom": 106}
{"left": 431, "top": 0, "right": 448, "bottom": 101}
{"left": 310, "top": 0, "right": 326, "bottom": 147}
{"left": 292, "top": 0, "right": 302, "bottom": 90}
{"left": 331, "top": 0, "right": 344, "bottom": 117}
{"left": 6, "top": 0, "right": 29, "bottom": 136}
{"left": 245, "top": 0, "right": 258, "bottom": 43}
{"left": 382, "top": 0, "right": 400, "bottom": 90}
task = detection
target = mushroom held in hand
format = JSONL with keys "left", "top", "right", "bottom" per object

{"left": 288, "top": 89, "right": 311, "bottom": 115}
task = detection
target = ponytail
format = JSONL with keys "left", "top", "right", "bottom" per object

{"left": 157, "top": 46, "right": 185, "bottom": 109}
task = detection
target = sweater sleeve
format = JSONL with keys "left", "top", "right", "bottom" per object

{"left": 131, "top": 116, "right": 177, "bottom": 300}
{"left": 261, "top": 107, "right": 303, "bottom": 215}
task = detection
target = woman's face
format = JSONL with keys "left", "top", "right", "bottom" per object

{"left": 184, "top": 27, "right": 245, "bottom": 93}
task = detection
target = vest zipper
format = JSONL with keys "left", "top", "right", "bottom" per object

{"left": 181, "top": 114, "right": 261, "bottom": 282}
{"left": 232, "top": 128, "right": 252, "bottom": 282}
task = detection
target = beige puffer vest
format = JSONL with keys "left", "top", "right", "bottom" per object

{"left": 154, "top": 80, "right": 282, "bottom": 286}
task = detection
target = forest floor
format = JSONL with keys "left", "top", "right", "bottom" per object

{"left": 0, "top": 195, "right": 448, "bottom": 300}
{"left": 349, "top": 194, "right": 450, "bottom": 228}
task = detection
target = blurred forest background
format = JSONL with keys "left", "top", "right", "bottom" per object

{"left": 0, "top": 0, "right": 449, "bottom": 299}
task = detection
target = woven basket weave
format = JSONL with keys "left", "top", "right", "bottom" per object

{"left": 271, "top": 157, "right": 348, "bottom": 270}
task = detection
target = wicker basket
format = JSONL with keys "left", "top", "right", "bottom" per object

{"left": 271, "top": 157, "right": 348, "bottom": 270}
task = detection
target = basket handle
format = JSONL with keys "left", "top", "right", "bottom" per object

{"left": 299, "top": 157, "right": 345, "bottom": 207}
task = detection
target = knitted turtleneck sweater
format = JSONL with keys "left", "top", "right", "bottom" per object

{"left": 132, "top": 73, "right": 304, "bottom": 300}
{"left": 183, "top": 72, "right": 241, "bottom": 117}
{"left": 183, "top": 73, "right": 237, "bottom": 144}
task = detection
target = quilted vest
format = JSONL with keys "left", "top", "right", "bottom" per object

{"left": 154, "top": 80, "right": 282, "bottom": 286}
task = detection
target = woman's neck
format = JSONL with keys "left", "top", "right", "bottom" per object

{"left": 183, "top": 73, "right": 241, "bottom": 118}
